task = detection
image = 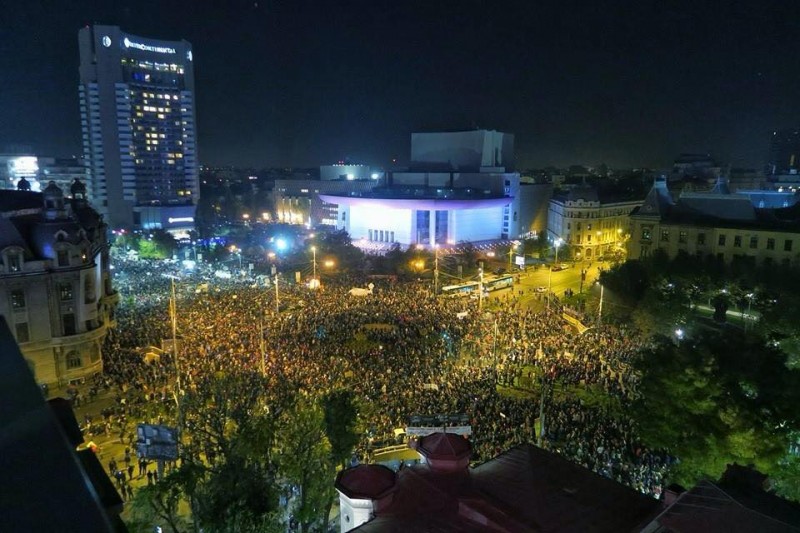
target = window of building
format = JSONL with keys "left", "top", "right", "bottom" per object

{"left": 587, "top": 234, "right": 592, "bottom": 242}
{"left": 718, "top": 234, "right": 726, "bottom": 246}
{"left": 786, "top": 239, "right": 794, "bottom": 252}
{"left": 63, "top": 314, "right": 76, "bottom": 336}
{"left": 577, "top": 223, "right": 582, "bottom": 231}
{"left": 642, "top": 228, "right": 651, "bottom": 241}
{"left": 587, "top": 224, "right": 592, "bottom": 231}
{"left": 15, "top": 322, "right": 29, "bottom": 343}
{"left": 679, "top": 231, "right": 687, "bottom": 244}
{"left": 749, "top": 236, "right": 758, "bottom": 249}
{"left": 767, "top": 238, "right": 775, "bottom": 250}
{"left": 10, "top": 289, "right": 25, "bottom": 310}
{"left": 7, "top": 252, "right": 21, "bottom": 272}
{"left": 697, "top": 233, "right": 706, "bottom": 246}
{"left": 660, "top": 230, "right": 670, "bottom": 242}
{"left": 734, "top": 236, "right": 742, "bottom": 248}
{"left": 60, "top": 283, "right": 73, "bottom": 301}
{"left": 57, "top": 250, "right": 69, "bottom": 267}
{"left": 66, "top": 352, "right": 82, "bottom": 369}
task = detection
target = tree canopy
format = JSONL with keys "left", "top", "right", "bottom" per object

{"left": 632, "top": 329, "right": 800, "bottom": 489}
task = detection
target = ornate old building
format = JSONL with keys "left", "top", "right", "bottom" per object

{"left": 0, "top": 179, "right": 117, "bottom": 387}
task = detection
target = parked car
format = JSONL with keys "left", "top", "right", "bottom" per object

{"left": 534, "top": 286, "right": 547, "bottom": 293}
{"left": 552, "top": 264, "right": 569, "bottom": 271}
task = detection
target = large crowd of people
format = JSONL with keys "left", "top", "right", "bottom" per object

{"left": 92, "top": 256, "right": 668, "bottom": 500}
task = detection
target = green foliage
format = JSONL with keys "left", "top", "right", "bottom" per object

{"left": 322, "top": 390, "right": 360, "bottom": 467}
{"left": 128, "top": 469, "right": 189, "bottom": 533}
{"left": 278, "top": 398, "right": 336, "bottom": 533}
{"left": 633, "top": 330, "right": 800, "bottom": 488}
{"left": 770, "top": 451, "right": 800, "bottom": 502}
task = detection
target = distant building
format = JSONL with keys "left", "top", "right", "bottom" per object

{"left": 39, "top": 156, "right": 87, "bottom": 194}
{"left": 671, "top": 153, "right": 721, "bottom": 183}
{"left": 0, "top": 181, "right": 117, "bottom": 387}
{"left": 273, "top": 178, "right": 381, "bottom": 227}
{"left": 628, "top": 176, "right": 800, "bottom": 267}
{"left": 768, "top": 128, "right": 800, "bottom": 176}
{"left": 78, "top": 25, "right": 198, "bottom": 231}
{"left": 410, "top": 130, "right": 515, "bottom": 171}
{"left": 0, "top": 154, "right": 41, "bottom": 191}
{"left": 320, "top": 164, "right": 377, "bottom": 181}
{"left": 547, "top": 186, "right": 643, "bottom": 260}
{"left": 321, "top": 130, "right": 544, "bottom": 248}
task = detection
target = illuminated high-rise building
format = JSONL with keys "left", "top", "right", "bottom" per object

{"left": 78, "top": 25, "right": 198, "bottom": 231}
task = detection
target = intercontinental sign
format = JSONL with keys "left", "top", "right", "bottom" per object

{"left": 123, "top": 37, "right": 176, "bottom": 54}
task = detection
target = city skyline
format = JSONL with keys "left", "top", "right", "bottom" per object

{"left": 2, "top": 0, "right": 799, "bottom": 169}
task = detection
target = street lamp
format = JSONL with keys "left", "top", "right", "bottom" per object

{"left": 311, "top": 246, "right": 317, "bottom": 282}
{"left": 229, "top": 245, "right": 242, "bottom": 270}
{"left": 508, "top": 242, "right": 517, "bottom": 270}
{"left": 547, "top": 238, "right": 563, "bottom": 307}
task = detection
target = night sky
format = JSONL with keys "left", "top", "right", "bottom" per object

{"left": 2, "top": 0, "right": 799, "bottom": 169}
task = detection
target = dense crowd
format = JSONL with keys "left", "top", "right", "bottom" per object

{"left": 94, "top": 256, "right": 668, "bottom": 499}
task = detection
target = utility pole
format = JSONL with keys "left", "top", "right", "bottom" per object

{"left": 478, "top": 261, "right": 484, "bottom": 310}
{"left": 170, "top": 278, "right": 183, "bottom": 432}
{"left": 311, "top": 246, "right": 317, "bottom": 282}
{"left": 274, "top": 273, "right": 280, "bottom": 313}
{"left": 508, "top": 243, "right": 514, "bottom": 270}
{"left": 493, "top": 317, "right": 499, "bottom": 385}
{"left": 598, "top": 284, "right": 604, "bottom": 323}
{"left": 434, "top": 245, "right": 439, "bottom": 296}
{"left": 259, "top": 313, "right": 266, "bottom": 376}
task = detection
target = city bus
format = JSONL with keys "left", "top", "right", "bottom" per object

{"left": 485, "top": 275, "right": 514, "bottom": 292}
{"left": 440, "top": 281, "right": 480, "bottom": 297}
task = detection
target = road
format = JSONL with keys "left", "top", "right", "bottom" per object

{"left": 484, "top": 261, "right": 609, "bottom": 310}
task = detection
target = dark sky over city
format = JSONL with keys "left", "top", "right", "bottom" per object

{"left": 2, "top": 0, "right": 799, "bottom": 169}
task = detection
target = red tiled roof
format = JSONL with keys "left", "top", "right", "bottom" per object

{"left": 418, "top": 432, "right": 472, "bottom": 460}
{"left": 335, "top": 464, "right": 396, "bottom": 500}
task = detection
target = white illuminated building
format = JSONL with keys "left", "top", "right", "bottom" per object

{"left": 0, "top": 155, "right": 42, "bottom": 191}
{"left": 78, "top": 25, "right": 198, "bottom": 231}
{"left": 320, "top": 130, "right": 527, "bottom": 247}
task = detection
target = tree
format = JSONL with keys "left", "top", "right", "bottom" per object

{"left": 128, "top": 468, "right": 190, "bottom": 533}
{"left": 632, "top": 330, "right": 800, "bottom": 488}
{"left": 277, "top": 398, "right": 337, "bottom": 533}
{"left": 322, "top": 390, "right": 359, "bottom": 467}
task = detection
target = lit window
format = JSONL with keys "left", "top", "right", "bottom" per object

{"left": 66, "top": 352, "right": 82, "bottom": 369}
{"left": 8, "top": 253, "right": 21, "bottom": 272}
{"left": 60, "top": 283, "right": 73, "bottom": 301}
{"left": 11, "top": 289, "right": 26, "bottom": 309}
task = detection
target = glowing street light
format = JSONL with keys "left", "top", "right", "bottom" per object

{"left": 547, "top": 238, "right": 563, "bottom": 307}
{"left": 311, "top": 245, "right": 317, "bottom": 281}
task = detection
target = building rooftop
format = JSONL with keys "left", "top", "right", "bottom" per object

{"left": 351, "top": 443, "right": 660, "bottom": 532}
{"left": 0, "top": 317, "right": 123, "bottom": 531}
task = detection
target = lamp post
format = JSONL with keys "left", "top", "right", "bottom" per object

{"left": 547, "top": 238, "right": 563, "bottom": 308}
{"left": 433, "top": 244, "right": 439, "bottom": 296}
{"left": 479, "top": 263, "right": 484, "bottom": 311}
{"left": 274, "top": 273, "right": 280, "bottom": 313}
{"left": 311, "top": 246, "right": 317, "bottom": 282}
{"left": 508, "top": 242, "right": 516, "bottom": 270}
